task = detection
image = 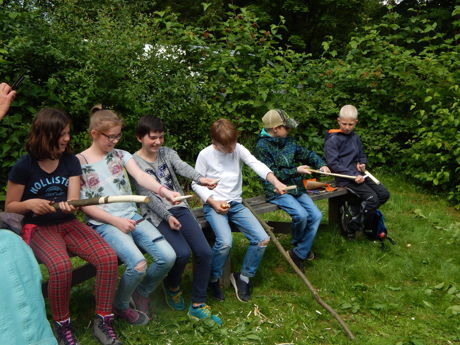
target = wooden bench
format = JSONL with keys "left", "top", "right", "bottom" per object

{"left": 0, "top": 187, "right": 349, "bottom": 295}
{"left": 39, "top": 187, "right": 348, "bottom": 295}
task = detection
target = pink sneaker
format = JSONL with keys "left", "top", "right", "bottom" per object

{"left": 114, "top": 307, "right": 149, "bottom": 326}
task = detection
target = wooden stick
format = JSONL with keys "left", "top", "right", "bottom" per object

{"left": 306, "top": 169, "right": 357, "bottom": 180}
{"left": 243, "top": 200, "right": 356, "bottom": 341}
{"left": 52, "top": 195, "right": 150, "bottom": 209}
{"left": 274, "top": 185, "right": 297, "bottom": 192}
{"left": 172, "top": 195, "right": 194, "bottom": 202}
{"left": 364, "top": 170, "right": 381, "bottom": 185}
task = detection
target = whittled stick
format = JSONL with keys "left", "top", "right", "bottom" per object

{"left": 306, "top": 169, "right": 357, "bottom": 180}
{"left": 52, "top": 195, "right": 150, "bottom": 209}
{"left": 274, "top": 185, "right": 297, "bottom": 192}
{"left": 364, "top": 170, "right": 381, "bottom": 185}
{"left": 172, "top": 195, "right": 194, "bottom": 202}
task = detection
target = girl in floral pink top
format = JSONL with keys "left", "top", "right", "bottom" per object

{"left": 78, "top": 105, "right": 180, "bottom": 326}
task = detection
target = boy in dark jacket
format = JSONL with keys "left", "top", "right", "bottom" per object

{"left": 324, "top": 105, "right": 390, "bottom": 236}
{"left": 254, "top": 109, "right": 330, "bottom": 272}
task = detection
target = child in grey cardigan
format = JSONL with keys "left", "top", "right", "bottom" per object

{"left": 132, "top": 115, "right": 222, "bottom": 325}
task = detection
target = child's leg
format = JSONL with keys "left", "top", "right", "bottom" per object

{"left": 130, "top": 214, "right": 176, "bottom": 298}
{"left": 93, "top": 221, "right": 148, "bottom": 311}
{"left": 203, "top": 203, "right": 233, "bottom": 282}
{"left": 156, "top": 219, "right": 191, "bottom": 291}
{"left": 365, "top": 179, "right": 390, "bottom": 207}
{"left": 228, "top": 202, "right": 269, "bottom": 278}
{"left": 62, "top": 219, "right": 118, "bottom": 316}
{"left": 291, "top": 193, "right": 322, "bottom": 258}
{"left": 169, "top": 207, "right": 212, "bottom": 304}
{"left": 270, "top": 193, "right": 319, "bottom": 260}
{"left": 30, "top": 225, "right": 73, "bottom": 321}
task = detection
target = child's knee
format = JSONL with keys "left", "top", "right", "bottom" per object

{"left": 258, "top": 238, "right": 270, "bottom": 247}
{"left": 135, "top": 260, "right": 147, "bottom": 273}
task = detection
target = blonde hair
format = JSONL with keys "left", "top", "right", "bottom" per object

{"left": 339, "top": 105, "right": 358, "bottom": 120}
{"left": 88, "top": 104, "right": 123, "bottom": 133}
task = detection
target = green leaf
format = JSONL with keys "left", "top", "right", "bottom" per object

{"left": 446, "top": 305, "right": 460, "bottom": 315}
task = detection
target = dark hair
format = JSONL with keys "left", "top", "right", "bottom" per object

{"left": 136, "top": 115, "right": 165, "bottom": 138}
{"left": 210, "top": 118, "right": 239, "bottom": 146}
{"left": 26, "top": 108, "right": 72, "bottom": 160}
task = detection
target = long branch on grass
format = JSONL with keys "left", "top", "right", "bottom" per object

{"left": 243, "top": 200, "right": 356, "bottom": 341}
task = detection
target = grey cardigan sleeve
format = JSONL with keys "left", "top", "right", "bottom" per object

{"left": 164, "top": 147, "right": 202, "bottom": 182}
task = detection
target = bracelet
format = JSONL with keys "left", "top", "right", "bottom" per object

{"left": 158, "top": 185, "right": 167, "bottom": 197}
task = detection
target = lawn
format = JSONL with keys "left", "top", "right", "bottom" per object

{"left": 55, "top": 173, "right": 460, "bottom": 345}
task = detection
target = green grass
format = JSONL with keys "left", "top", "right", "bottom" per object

{"left": 48, "top": 173, "right": 460, "bottom": 345}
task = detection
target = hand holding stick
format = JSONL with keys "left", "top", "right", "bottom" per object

{"left": 305, "top": 168, "right": 357, "bottom": 180}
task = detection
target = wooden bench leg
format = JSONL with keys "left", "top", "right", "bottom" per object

{"left": 328, "top": 196, "right": 345, "bottom": 228}
{"left": 222, "top": 257, "right": 231, "bottom": 288}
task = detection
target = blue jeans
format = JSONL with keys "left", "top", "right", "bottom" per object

{"left": 204, "top": 201, "right": 269, "bottom": 281}
{"left": 93, "top": 213, "right": 176, "bottom": 310}
{"left": 157, "top": 207, "right": 212, "bottom": 304}
{"left": 270, "top": 193, "right": 322, "bottom": 260}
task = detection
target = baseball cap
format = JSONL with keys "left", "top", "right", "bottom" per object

{"left": 262, "top": 109, "right": 298, "bottom": 129}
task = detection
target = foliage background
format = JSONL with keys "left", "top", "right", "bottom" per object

{"left": 0, "top": 0, "right": 458, "bottom": 207}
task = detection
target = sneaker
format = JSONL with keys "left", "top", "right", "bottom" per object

{"left": 93, "top": 314, "right": 122, "bottom": 345}
{"left": 306, "top": 251, "right": 315, "bottom": 261}
{"left": 53, "top": 319, "right": 80, "bottom": 345}
{"left": 163, "top": 284, "right": 185, "bottom": 311}
{"left": 229, "top": 272, "right": 251, "bottom": 302}
{"left": 208, "top": 280, "right": 225, "bottom": 301}
{"left": 114, "top": 307, "right": 149, "bottom": 326}
{"left": 131, "top": 290, "right": 151, "bottom": 317}
{"left": 288, "top": 249, "right": 305, "bottom": 273}
{"left": 187, "top": 303, "right": 222, "bottom": 326}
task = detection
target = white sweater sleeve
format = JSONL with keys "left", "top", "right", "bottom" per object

{"left": 191, "top": 150, "right": 214, "bottom": 203}
{"left": 238, "top": 144, "right": 272, "bottom": 180}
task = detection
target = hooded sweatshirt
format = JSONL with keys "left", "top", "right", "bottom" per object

{"left": 255, "top": 129, "right": 325, "bottom": 200}
{"left": 324, "top": 129, "right": 367, "bottom": 186}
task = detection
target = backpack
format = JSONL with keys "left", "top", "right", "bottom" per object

{"left": 339, "top": 194, "right": 395, "bottom": 247}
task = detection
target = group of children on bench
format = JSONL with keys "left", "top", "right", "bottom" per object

{"left": 0, "top": 81, "right": 389, "bottom": 345}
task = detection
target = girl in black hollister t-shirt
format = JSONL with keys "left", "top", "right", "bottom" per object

{"left": 6, "top": 108, "right": 122, "bottom": 345}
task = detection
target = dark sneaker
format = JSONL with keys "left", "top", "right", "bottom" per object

{"left": 187, "top": 303, "right": 222, "bottom": 326}
{"left": 229, "top": 272, "right": 251, "bottom": 302}
{"left": 306, "top": 251, "right": 315, "bottom": 261}
{"left": 163, "top": 284, "right": 185, "bottom": 311}
{"left": 208, "top": 280, "right": 225, "bottom": 301}
{"left": 93, "top": 314, "right": 122, "bottom": 345}
{"left": 114, "top": 307, "right": 149, "bottom": 326}
{"left": 288, "top": 249, "right": 305, "bottom": 272}
{"left": 132, "top": 290, "right": 151, "bottom": 317}
{"left": 53, "top": 319, "right": 80, "bottom": 345}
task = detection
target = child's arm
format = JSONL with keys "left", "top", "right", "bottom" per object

{"left": 239, "top": 144, "right": 287, "bottom": 193}
{"left": 6, "top": 181, "right": 57, "bottom": 215}
{"left": 255, "top": 143, "right": 299, "bottom": 181}
{"left": 125, "top": 158, "right": 181, "bottom": 203}
{"left": 81, "top": 204, "right": 138, "bottom": 233}
{"left": 296, "top": 144, "right": 329, "bottom": 172}
{"left": 191, "top": 151, "right": 215, "bottom": 203}
{"left": 167, "top": 148, "right": 216, "bottom": 188}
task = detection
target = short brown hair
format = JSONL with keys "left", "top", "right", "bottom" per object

{"left": 210, "top": 118, "right": 239, "bottom": 146}
{"left": 26, "top": 108, "right": 72, "bottom": 160}
{"left": 88, "top": 104, "right": 123, "bottom": 133}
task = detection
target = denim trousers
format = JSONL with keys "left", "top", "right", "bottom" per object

{"left": 93, "top": 213, "right": 176, "bottom": 310}
{"left": 156, "top": 207, "right": 213, "bottom": 304}
{"left": 270, "top": 193, "right": 322, "bottom": 260}
{"left": 204, "top": 201, "right": 269, "bottom": 281}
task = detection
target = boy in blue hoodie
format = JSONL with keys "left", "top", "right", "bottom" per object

{"left": 324, "top": 105, "right": 390, "bottom": 238}
{"left": 254, "top": 109, "right": 330, "bottom": 272}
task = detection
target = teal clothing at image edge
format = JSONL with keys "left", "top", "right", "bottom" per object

{"left": 0, "top": 230, "right": 57, "bottom": 345}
